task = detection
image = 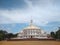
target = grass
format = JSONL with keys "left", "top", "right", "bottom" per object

{"left": 0, "top": 41, "right": 60, "bottom": 45}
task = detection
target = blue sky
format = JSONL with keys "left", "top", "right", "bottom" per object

{"left": 0, "top": 0, "right": 60, "bottom": 34}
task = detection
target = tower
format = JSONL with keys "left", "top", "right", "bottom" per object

{"left": 30, "top": 19, "right": 33, "bottom": 26}
{"left": 30, "top": 16, "right": 33, "bottom": 26}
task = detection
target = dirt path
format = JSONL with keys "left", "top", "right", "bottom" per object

{"left": 0, "top": 41, "right": 60, "bottom": 45}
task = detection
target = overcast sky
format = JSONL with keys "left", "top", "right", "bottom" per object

{"left": 0, "top": 0, "right": 60, "bottom": 33}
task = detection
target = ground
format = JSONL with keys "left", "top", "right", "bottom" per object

{"left": 0, "top": 41, "right": 60, "bottom": 45}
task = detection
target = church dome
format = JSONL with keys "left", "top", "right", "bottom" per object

{"left": 24, "top": 25, "right": 40, "bottom": 30}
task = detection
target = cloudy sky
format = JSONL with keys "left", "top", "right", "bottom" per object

{"left": 0, "top": 0, "right": 60, "bottom": 33}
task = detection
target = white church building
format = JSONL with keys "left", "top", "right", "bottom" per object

{"left": 17, "top": 20, "right": 48, "bottom": 39}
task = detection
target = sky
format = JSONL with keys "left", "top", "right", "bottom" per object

{"left": 0, "top": 0, "right": 60, "bottom": 34}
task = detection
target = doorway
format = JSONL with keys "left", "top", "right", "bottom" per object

{"left": 31, "top": 36, "right": 33, "bottom": 38}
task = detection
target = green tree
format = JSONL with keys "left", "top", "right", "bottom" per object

{"left": 0, "top": 30, "right": 18, "bottom": 40}
{"left": 7, "top": 33, "right": 13, "bottom": 39}
{"left": 56, "top": 27, "right": 60, "bottom": 39}
{"left": 50, "top": 27, "right": 60, "bottom": 40}
{"left": 50, "top": 31, "right": 55, "bottom": 38}
{"left": 0, "top": 30, "right": 8, "bottom": 40}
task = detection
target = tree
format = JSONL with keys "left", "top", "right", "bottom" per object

{"left": 56, "top": 27, "right": 60, "bottom": 39}
{"left": 0, "top": 30, "right": 18, "bottom": 41}
{"left": 14, "top": 33, "right": 18, "bottom": 37}
{"left": 50, "top": 27, "right": 60, "bottom": 40}
{"left": 7, "top": 33, "right": 14, "bottom": 39}
{"left": 0, "top": 30, "right": 8, "bottom": 40}
{"left": 50, "top": 31, "right": 55, "bottom": 38}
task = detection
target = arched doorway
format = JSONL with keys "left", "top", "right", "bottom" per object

{"left": 31, "top": 36, "right": 33, "bottom": 38}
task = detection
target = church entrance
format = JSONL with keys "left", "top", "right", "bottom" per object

{"left": 31, "top": 36, "right": 33, "bottom": 38}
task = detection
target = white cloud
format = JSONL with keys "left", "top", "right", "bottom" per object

{"left": 0, "top": 0, "right": 60, "bottom": 26}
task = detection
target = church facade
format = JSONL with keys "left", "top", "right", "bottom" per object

{"left": 17, "top": 20, "right": 48, "bottom": 39}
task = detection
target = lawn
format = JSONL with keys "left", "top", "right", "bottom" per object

{"left": 0, "top": 41, "right": 60, "bottom": 45}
